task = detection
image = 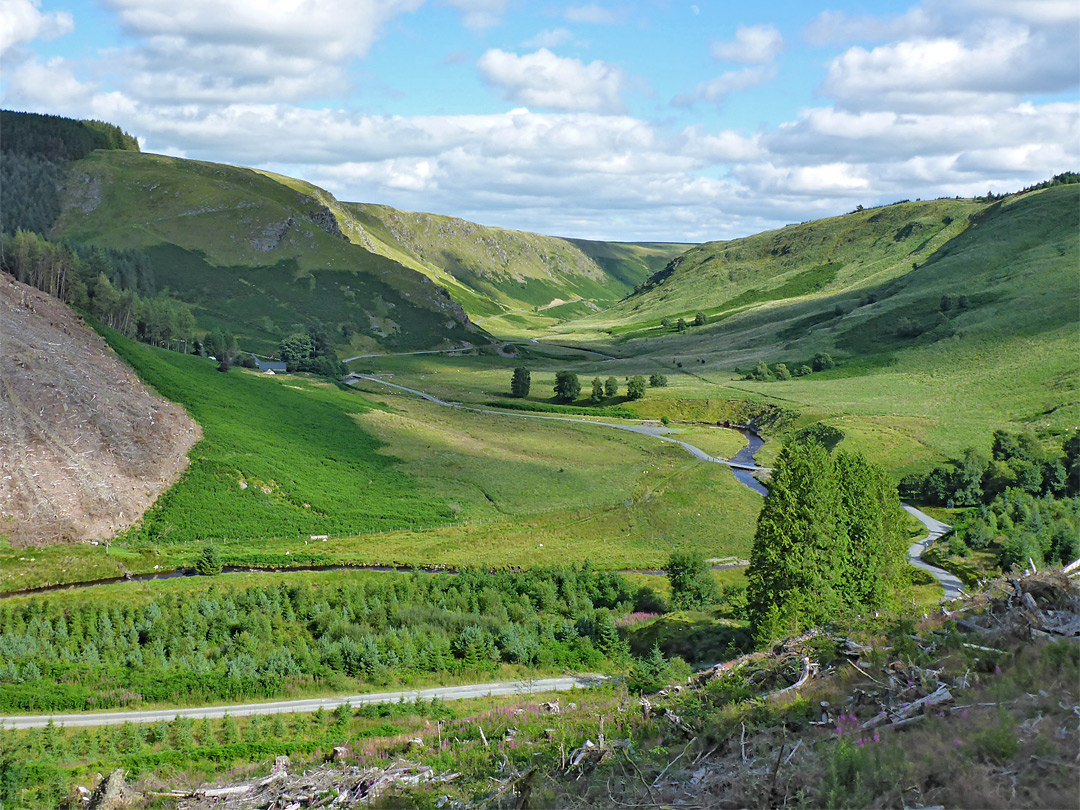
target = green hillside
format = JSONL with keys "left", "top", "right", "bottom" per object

{"left": 48, "top": 146, "right": 684, "bottom": 355}
{"left": 565, "top": 185, "right": 1077, "bottom": 351}
{"left": 572, "top": 196, "right": 984, "bottom": 338}
{"left": 585, "top": 185, "right": 1078, "bottom": 355}
{"left": 53, "top": 150, "right": 482, "bottom": 355}
{"left": 514, "top": 183, "right": 1079, "bottom": 471}
{"left": 340, "top": 202, "right": 686, "bottom": 317}
{"left": 243, "top": 168, "right": 683, "bottom": 321}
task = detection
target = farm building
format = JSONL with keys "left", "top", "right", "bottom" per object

{"left": 252, "top": 356, "right": 288, "bottom": 373}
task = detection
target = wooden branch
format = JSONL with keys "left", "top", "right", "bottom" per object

{"left": 652, "top": 737, "right": 697, "bottom": 786}
{"left": 774, "top": 656, "right": 813, "bottom": 696}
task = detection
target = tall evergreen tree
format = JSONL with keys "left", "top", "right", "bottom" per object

{"left": 510, "top": 367, "right": 531, "bottom": 398}
{"left": 747, "top": 440, "right": 909, "bottom": 644}
{"left": 746, "top": 440, "right": 844, "bottom": 643}
{"left": 835, "top": 452, "right": 908, "bottom": 610}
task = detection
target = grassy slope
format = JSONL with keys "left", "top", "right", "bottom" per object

{"left": 572, "top": 196, "right": 983, "bottom": 337}
{"left": 537, "top": 186, "right": 1078, "bottom": 472}
{"left": 0, "top": 325, "right": 761, "bottom": 590}
{"left": 341, "top": 202, "right": 686, "bottom": 317}
{"left": 100, "top": 327, "right": 458, "bottom": 543}
{"left": 55, "top": 151, "right": 478, "bottom": 354}
{"left": 55, "top": 151, "right": 685, "bottom": 352}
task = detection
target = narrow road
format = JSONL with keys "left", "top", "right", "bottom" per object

{"left": 0, "top": 675, "right": 607, "bottom": 730}
{"left": 348, "top": 374, "right": 768, "bottom": 477}
{"left": 343, "top": 345, "right": 480, "bottom": 363}
{"left": 350, "top": 375, "right": 961, "bottom": 595}
{"left": 902, "top": 504, "right": 964, "bottom": 600}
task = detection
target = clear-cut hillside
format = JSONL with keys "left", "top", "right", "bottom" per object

{"left": 0, "top": 274, "right": 200, "bottom": 545}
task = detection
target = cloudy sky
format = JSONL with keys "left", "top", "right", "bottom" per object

{"left": 2, "top": 0, "right": 1077, "bottom": 241}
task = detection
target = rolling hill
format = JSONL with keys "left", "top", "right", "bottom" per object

{"left": 540, "top": 182, "right": 1078, "bottom": 468}
{"left": 52, "top": 150, "right": 481, "bottom": 355}
{"left": 43, "top": 138, "right": 685, "bottom": 355}
{"left": 563, "top": 182, "right": 1076, "bottom": 349}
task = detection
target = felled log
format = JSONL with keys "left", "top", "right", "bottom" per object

{"left": 860, "top": 684, "right": 953, "bottom": 731}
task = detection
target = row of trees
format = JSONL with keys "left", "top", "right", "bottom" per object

{"left": 0, "top": 110, "right": 139, "bottom": 162}
{"left": 510, "top": 368, "right": 663, "bottom": 403}
{"left": 746, "top": 440, "right": 910, "bottom": 643}
{"left": 746, "top": 353, "right": 835, "bottom": 382}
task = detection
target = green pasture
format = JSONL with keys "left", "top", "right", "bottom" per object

{"left": 102, "top": 328, "right": 457, "bottom": 544}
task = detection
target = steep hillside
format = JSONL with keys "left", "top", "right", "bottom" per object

{"left": 341, "top": 203, "right": 684, "bottom": 316}
{"left": 260, "top": 167, "right": 685, "bottom": 318}
{"left": 51, "top": 147, "right": 683, "bottom": 354}
{"left": 0, "top": 273, "right": 199, "bottom": 545}
{"left": 561, "top": 185, "right": 1078, "bottom": 361}
{"left": 577, "top": 196, "right": 985, "bottom": 337}
{"left": 53, "top": 150, "right": 480, "bottom": 355}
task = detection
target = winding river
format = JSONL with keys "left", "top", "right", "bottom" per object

{"left": 0, "top": 375, "right": 957, "bottom": 600}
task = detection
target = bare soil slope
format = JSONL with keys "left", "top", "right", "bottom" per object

{"left": 0, "top": 273, "right": 200, "bottom": 545}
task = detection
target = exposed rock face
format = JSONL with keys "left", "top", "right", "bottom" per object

{"left": 307, "top": 203, "right": 347, "bottom": 240}
{"left": 251, "top": 215, "right": 295, "bottom": 252}
{"left": 87, "top": 769, "right": 128, "bottom": 810}
{"left": 0, "top": 274, "right": 201, "bottom": 545}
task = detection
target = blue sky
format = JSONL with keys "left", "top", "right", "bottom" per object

{"left": 2, "top": 0, "right": 1077, "bottom": 241}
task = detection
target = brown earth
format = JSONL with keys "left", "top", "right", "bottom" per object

{"left": 0, "top": 273, "right": 200, "bottom": 546}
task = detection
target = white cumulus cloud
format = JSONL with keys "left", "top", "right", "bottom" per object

{"left": 0, "top": 0, "right": 73, "bottom": 58}
{"left": 97, "top": 0, "right": 423, "bottom": 104}
{"left": 711, "top": 23, "right": 784, "bottom": 64}
{"left": 477, "top": 48, "right": 626, "bottom": 113}
{"left": 4, "top": 57, "right": 93, "bottom": 106}
{"left": 823, "top": 24, "right": 1079, "bottom": 113}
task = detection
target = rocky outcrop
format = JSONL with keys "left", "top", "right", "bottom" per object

{"left": 87, "top": 769, "right": 129, "bottom": 810}
{"left": 251, "top": 216, "right": 294, "bottom": 252}
{"left": 307, "top": 203, "right": 347, "bottom": 240}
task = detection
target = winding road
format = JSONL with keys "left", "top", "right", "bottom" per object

{"left": 347, "top": 374, "right": 767, "bottom": 479}
{"left": 348, "top": 373, "right": 958, "bottom": 592}
{"left": 903, "top": 504, "right": 963, "bottom": 600}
